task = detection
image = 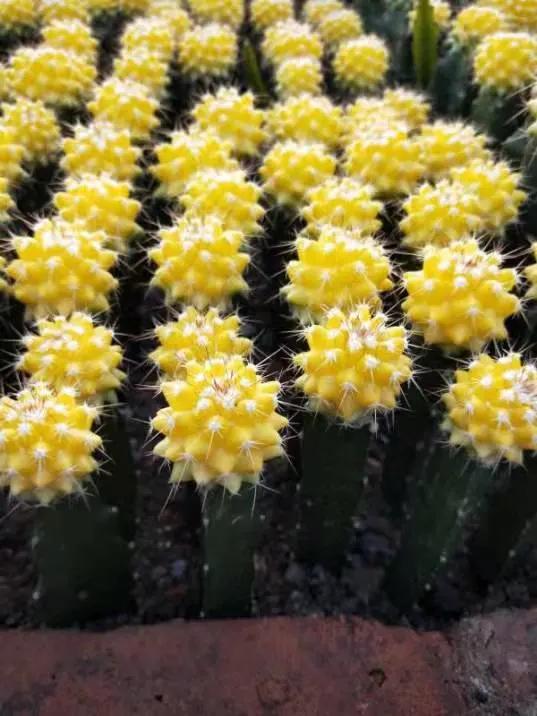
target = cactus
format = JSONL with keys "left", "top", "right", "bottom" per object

{"left": 303, "top": 0, "right": 343, "bottom": 27}
{"left": 275, "top": 57, "right": 323, "bottom": 98}
{"left": 62, "top": 122, "right": 140, "bottom": 182}
{"left": 189, "top": 0, "right": 244, "bottom": 29}
{"left": 250, "top": 0, "right": 293, "bottom": 32}
{"left": 146, "top": 0, "right": 191, "bottom": 45}
{"left": 120, "top": 16, "right": 175, "bottom": 61}
{"left": 294, "top": 306, "right": 412, "bottom": 571}
{"left": 42, "top": 20, "right": 98, "bottom": 64}
{"left": 178, "top": 23, "right": 238, "bottom": 79}
{"left": 152, "top": 356, "right": 288, "bottom": 616}
{"left": 317, "top": 9, "right": 363, "bottom": 48}
{"left": 2, "top": 99, "right": 61, "bottom": 167}
{"left": 418, "top": 121, "right": 491, "bottom": 181}
{"left": 262, "top": 20, "right": 323, "bottom": 67}
{"left": 302, "top": 177, "right": 382, "bottom": 236}
{"left": 0, "top": 125, "right": 25, "bottom": 185}
{"left": 333, "top": 35, "right": 390, "bottom": 90}
{"left": 382, "top": 88, "right": 430, "bottom": 129}
{"left": 411, "top": 0, "right": 440, "bottom": 89}
{"left": 266, "top": 95, "right": 343, "bottom": 148}
{"left": 451, "top": 5, "right": 508, "bottom": 47}
{"left": 88, "top": 78, "right": 159, "bottom": 142}
{"left": 113, "top": 49, "right": 169, "bottom": 97}
{"left": 0, "top": 0, "right": 37, "bottom": 36}
{"left": 39, "top": 0, "right": 91, "bottom": 24}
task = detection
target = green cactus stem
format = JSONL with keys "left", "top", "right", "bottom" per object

{"left": 202, "top": 485, "right": 261, "bottom": 618}
{"left": 385, "top": 439, "right": 490, "bottom": 612}
{"left": 412, "top": 0, "right": 439, "bottom": 89}
{"left": 471, "top": 87, "right": 523, "bottom": 144}
{"left": 242, "top": 39, "right": 271, "bottom": 105}
{"left": 431, "top": 42, "right": 472, "bottom": 118}
{"left": 469, "top": 455, "right": 537, "bottom": 584}
{"left": 32, "top": 493, "right": 133, "bottom": 627}
{"left": 296, "top": 411, "right": 371, "bottom": 574}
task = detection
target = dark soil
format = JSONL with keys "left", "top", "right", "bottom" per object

{"left": 1, "top": 14, "right": 537, "bottom": 633}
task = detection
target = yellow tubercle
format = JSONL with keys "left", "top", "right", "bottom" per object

{"left": 250, "top": 0, "right": 293, "bottom": 31}
{"left": 151, "top": 307, "right": 252, "bottom": 378}
{"left": 333, "top": 35, "right": 389, "bottom": 90}
{"left": 474, "top": 32, "right": 537, "bottom": 92}
{"left": 452, "top": 5, "right": 508, "bottom": 47}
{"left": 53, "top": 175, "right": 141, "bottom": 251}
{"left": 317, "top": 9, "right": 363, "bottom": 47}
{"left": 275, "top": 57, "right": 323, "bottom": 98}
{"left": 191, "top": 87, "right": 267, "bottom": 157}
{"left": 403, "top": 238, "right": 519, "bottom": 352}
{"left": 262, "top": 20, "right": 323, "bottom": 67}
{"left": 181, "top": 168, "right": 264, "bottom": 236}
{"left": 42, "top": 19, "right": 97, "bottom": 64}
{"left": 282, "top": 227, "right": 393, "bottom": 322}
{"left": 149, "top": 215, "right": 250, "bottom": 309}
{"left": 302, "top": 177, "right": 382, "bottom": 237}
{"left": 19, "top": 312, "right": 125, "bottom": 402}
{"left": 294, "top": 305, "right": 412, "bottom": 423}
{"left": 400, "top": 180, "right": 484, "bottom": 250}
{"left": 62, "top": 122, "right": 141, "bottom": 183}
{"left": 152, "top": 356, "right": 288, "bottom": 494}
{"left": 0, "top": 383, "right": 101, "bottom": 504}
{"left": 2, "top": 98, "right": 61, "bottom": 166}
{"left": 7, "top": 218, "right": 118, "bottom": 318}
{"left": 260, "top": 140, "right": 336, "bottom": 206}
{"left": 178, "top": 23, "right": 238, "bottom": 78}
{"left": 266, "top": 94, "right": 343, "bottom": 149}
{"left": 443, "top": 353, "right": 537, "bottom": 465}
{"left": 88, "top": 78, "right": 159, "bottom": 142}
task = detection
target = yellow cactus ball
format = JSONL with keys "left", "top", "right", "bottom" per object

{"left": 303, "top": 0, "right": 343, "bottom": 27}
{"left": 120, "top": 0, "right": 150, "bottom": 11}
{"left": 419, "top": 121, "right": 491, "bottom": 181}
{"left": 400, "top": 180, "right": 484, "bottom": 251}
{"left": 113, "top": 49, "right": 169, "bottom": 96}
{"left": 345, "top": 123, "right": 425, "bottom": 197}
{"left": 54, "top": 175, "right": 141, "bottom": 250}
{"left": 0, "top": 177, "right": 14, "bottom": 221}
{"left": 38, "top": 0, "right": 90, "bottom": 23}
{"left": 295, "top": 305, "right": 412, "bottom": 423}
{"left": 0, "top": 383, "right": 101, "bottom": 504}
{"left": 121, "top": 16, "right": 175, "bottom": 61}
{"left": 262, "top": 20, "right": 323, "bottom": 67}
{"left": 282, "top": 227, "right": 393, "bottom": 322}
{"left": 0, "top": 0, "right": 37, "bottom": 31}
{"left": 84, "top": 0, "right": 117, "bottom": 12}
{"left": 7, "top": 218, "right": 118, "bottom": 317}
{"left": 449, "top": 159, "right": 526, "bottom": 234}
{"left": 409, "top": 0, "right": 451, "bottom": 30}
{"left": 61, "top": 122, "right": 141, "bottom": 183}
{"left": 19, "top": 312, "right": 125, "bottom": 402}
{"left": 260, "top": 140, "right": 336, "bottom": 206}
{"left": 42, "top": 20, "right": 97, "bottom": 63}
{"left": 318, "top": 9, "right": 363, "bottom": 47}
{"left": 343, "top": 98, "right": 403, "bottom": 143}
{"left": 251, "top": 0, "right": 292, "bottom": 31}
{"left": 266, "top": 94, "right": 343, "bottom": 149}
{"left": 8, "top": 47, "right": 96, "bottom": 107}
{"left": 188, "top": 0, "right": 244, "bottom": 28}
{"left": 275, "top": 57, "right": 323, "bottom": 98}
{"left": 178, "top": 23, "right": 237, "bottom": 77}
{"left": 0, "top": 124, "right": 25, "bottom": 184}
{"left": 478, "top": 0, "right": 537, "bottom": 32}
{"left": 149, "top": 215, "right": 249, "bottom": 309}
{"left": 474, "top": 32, "right": 537, "bottom": 92}
{"left": 181, "top": 169, "right": 264, "bottom": 236}
{"left": 146, "top": 0, "right": 191, "bottom": 43}
{"left": 191, "top": 87, "right": 267, "bottom": 157}
{"left": 152, "top": 355, "right": 288, "bottom": 493}
{"left": 2, "top": 98, "right": 61, "bottom": 166}
{"left": 302, "top": 177, "right": 382, "bottom": 237}
{"left": 333, "top": 35, "right": 389, "bottom": 90}
{"left": 403, "top": 238, "right": 519, "bottom": 352}
{"left": 443, "top": 353, "right": 537, "bottom": 464}
{"left": 453, "top": 5, "right": 508, "bottom": 46}
{"left": 152, "top": 128, "right": 238, "bottom": 200}
{"left": 383, "top": 88, "right": 430, "bottom": 130}
{"left": 88, "top": 78, "right": 159, "bottom": 141}
{"left": 151, "top": 307, "right": 252, "bottom": 378}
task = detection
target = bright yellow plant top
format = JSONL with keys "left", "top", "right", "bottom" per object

{"left": 19, "top": 313, "right": 125, "bottom": 402}
{"left": 283, "top": 227, "right": 393, "bottom": 322}
{"left": 275, "top": 57, "right": 323, "bottom": 98}
{"left": 260, "top": 140, "right": 336, "bottom": 206}
{"left": 88, "top": 78, "right": 159, "bottom": 142}
{"left": 478, "top": 0, "right": 537, "bottom": 32}
{"left": 333, "top": 35, "right": 389, "bottom": 89}
{"left": 146, "top": 0, "right": 192, "bottom": 43}
{"left": 383, "top": 88, "right": 430, "bottom": 130}
{"left": 178, "top": 23, "right": 238, "bottom": 77}
{"left": 443, "top": 353, "right": 537, "bottom": 464}
{"left": 0, "top": 383, "right": 101, "bottom": 504}
{"left": 2, "top": 98, "right": 60, "bottom": 166}
{"left": 192, "top": 87, "right": 267, "bottom": 157}
{"left": 149, "top": 215, "right": 250, "bottom": 309}
{"left": 419, "top": 121, "right": 491, "bottom": 181}
{"left": 303, "top": 0, "right": 343, "bottom": 26}
{"left": 400, "top": 180, "right": 484, "bottom": 250}
{"left": 189, "top": 0, "right": 244, "bottom": 28}
{"left": 266, "top": 94, "right": 343, "bottom": 149}
{"left": 251, "top": 0, "right": 292, "bottom": 31}
{"left": 0, "top": 178, "right": 14, "bottom": 222}
{"left": 403, "top": 238, "right": 519, "bottom": 352}
{"left": 181, "top": 168, "right": 264, "bottom": 236}
{"left": 152, "top": 356, "right": 288, "bottom": 493}
{"left": 62, "top": 122, "right": 141, "bottom": 183}
{"left": 38, "top": 0, "right": 90, "bottom": 23}
{"left": 0, "top": 0, "right": 37, "bottom": 31}
{"left": 262, "top": 20, "right": 323, "bottom": 66}
{"left": 113, "top": 49, "right": 169, "bottom": 96}
{"left": 7, "top": 218, "right": 118, "bottom": 317}
{"left": 54, "top": 175, "right": 141, "bottom": 251}
{"left": 42, "top": 20, "right": 97, "bottom": 63}
{"left": 151, "top": 307, "right": 252, "bottom": 378}
{"left": 121, "top": 17, "right": 176, "bottom": 61}
{"left": 317, "top": 9, "right": 363, "bottom": 47}
{"left": 0, "top": 125, "right": 24, "bottom": 184}
{"left": 452, "top": 5, "right": 508, "bottom": 47}
{"left": 302, "top": 177, "right": 382, "bottom": 237}
{"left": 295, "top": 306, "right": 412, "bottom": 423}
{"left": 474, "top": 32, "right": 537, "bottom": 92}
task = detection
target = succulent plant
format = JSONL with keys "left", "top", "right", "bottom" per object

{"left": 113, "top": 49, "right": 169, "bottom": 96}
{"left": 275, "top": 57, "right": 323, "bottom": 98}
{"left": 88, "top": 78, "right": 159, "bottom": 142}
{"left": 262, "top": 20, "right": 323, "bottom": 67}
{"left": 2, "top": 98, "right": 61, "bottom": 166}
{"left": 250, "top": 0, "right": 293, "bottom": 32}
{"left": 178, "top": 23, "right": 238, "bottom": 78}
{"left": 452, "top": 5, "right": 508, "bottom": 48}
{"left": 266, "top": 94, "right": 343, "bottom": 149}
{"left": 333, "top": 35, "right": 390, "bottom": 90}
{"left": 189, "top": 0, "right": 244, "bottom": 28}
{"left": 303, "top": 0, "right": 343, "bottom": 27}
{"left": 41, "top": 19, "right": 98, "bottom": 63}
{"left": 317, "top": 8, "right": 363, "bottom": 48}
{"left": 302, "top": 177, "right": 382, "bottom": 236}
{"left": 120, "top": 16, "right": 175, "bottom": 60}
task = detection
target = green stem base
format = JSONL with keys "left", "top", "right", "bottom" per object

{"left": 471, "top": 87, "right": 524, "bottom": 144}
{"left": 202, "top": 485, "right": 260, "bottom": 619}
{"left": 296, "top": 412, "right": 371, "bottom": 574}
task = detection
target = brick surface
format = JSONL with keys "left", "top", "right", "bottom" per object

{"left": 0, "top": 616, "right": 464, "bottom": 716}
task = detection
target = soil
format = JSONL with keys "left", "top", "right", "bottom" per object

{"left": 1, "top": 11, "right": 537, "bottom": 632}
